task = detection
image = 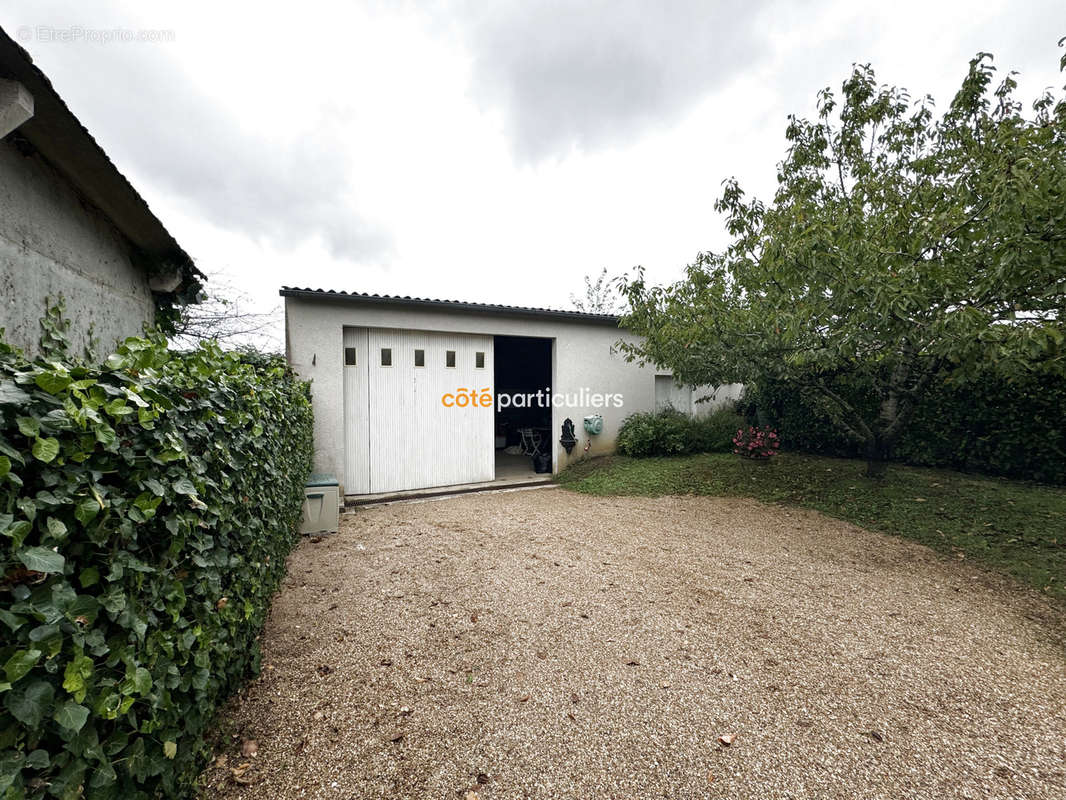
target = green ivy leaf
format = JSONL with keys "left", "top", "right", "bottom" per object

{"left": 53, "top": 700, "right": 90, "bottom": 732}
{"left": 31, "top": 436, "right": 60, "bottom": 463}
{"left": 0, "top": 608, "right": 25, "bottom": 632}
{"left": 34, "top": 371, "right": 71, "bottom": 394}
{"left": 0, "top": 751, "right": 23, "bottom": 793}
{"left": 46, "top": 516, "right": 68, "bottom": 540}
{"left": 79, "top": 567, "right": 100, "bottom": 588}
{"left": 0, "top": 379, "right": 31, "bottom": 405}
{"left": 24, "top": 750, "right": 50, "bottom": 769}
{"left": 3, "top": 649, "right": 42, "bottom": 683}
{"left": 172, "top": 477, "right": 197, "bottom": 496}
{"left": 94, "top": 425, "right": 117, "bottom": 446}
{"left": 4, "top": 679, "right": 54, "bottom": 727}
{"left": 17, "top": 546, "right": 65, "bottom": 574}
{"left": 5, "top": 520, "right": 32, "bottom": 549}
{"left": 163, "top": 741, "right": 177, "bottom": 759}
{"left": 142, "top": 478, "right": 165, "bottom": 496}
{"left": 16, "top": 416, "right": 39, "bottom": 438}
{"left": 63, "top": 655, "right": 94, "bottom": 703}
{"left": 74, "top": 497, "right": 100, "bottom": 526}
{"left": 0, "top": 455, "right": 9, "bottom": 480}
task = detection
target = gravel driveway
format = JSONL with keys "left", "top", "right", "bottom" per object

{"left": 199, "top": 487, "right": 1066, "bottom": 800}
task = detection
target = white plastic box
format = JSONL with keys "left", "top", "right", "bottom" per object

{"left": 300, "top": 474, "right": 339, "bottom": 535}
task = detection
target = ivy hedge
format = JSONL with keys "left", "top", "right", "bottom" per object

{"left": 0, "top": 333, "right": 313, "bottom": 798}
{"left": 741, "top": 368, "right": 1066, "bottom": 484}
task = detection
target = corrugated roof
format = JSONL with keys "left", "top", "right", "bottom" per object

{"left": 279, "top": 287, "right": 621, "bottom": 325}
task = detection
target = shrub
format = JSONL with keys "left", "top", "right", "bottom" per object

{"left": 616, "top": 407, "right": 691, "bottom": 457}
{"left": 0, "top": 334, "right": 313, "bottom": 798}
{"left": 743, "top": 367, "right": 1066, "bottom": 483}
{"left": 690, "top": 406, "right": 747, "bottom": 453}
{"left": 732, "top": 426, "right": 780, "bottom": 459}
{"left": 616, "top": 406, "right": 745, "bottom": 458}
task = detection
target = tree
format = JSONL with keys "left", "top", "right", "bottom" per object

{"left": 171, "top": 271, "right": 281, "bottom": 353}
{"left": 571, "top": 267, "right": 624, "bottom": 314}
{"left": 619, "top": 51, "right": 1066, "bottom": 477}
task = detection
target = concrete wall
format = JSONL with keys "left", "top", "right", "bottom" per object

{"left": 0, "top": 138, "right": 155, "bottom": 358}
{"left": 285, "top": 295, "right": 742, "bottom": 491}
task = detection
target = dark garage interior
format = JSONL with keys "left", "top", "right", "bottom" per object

{"left": 493, "top": 335, "right": 552, "bottom": 476}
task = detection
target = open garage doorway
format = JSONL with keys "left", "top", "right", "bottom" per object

{"left": 494, "top": 335, "right": 553, "bottom": 479}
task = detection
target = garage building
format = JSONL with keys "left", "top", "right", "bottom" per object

{"left": 282, "top": 287, "right": 740, "bottom": 497}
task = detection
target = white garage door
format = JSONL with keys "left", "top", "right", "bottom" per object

{"left": 343, "top": 327, "right": 494, "bottom": 494}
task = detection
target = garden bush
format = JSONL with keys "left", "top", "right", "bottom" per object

{"left": 0, "top": 332, "right": 313, "bottom": 798}
{"left": 616, "top": 406, "right": 745, "bottom": 458}
{"left": 741, "top": 368, "right": 1066, "bottom": 483}
{"left": 691, "top": 406, "right": 747, "bottom": 453}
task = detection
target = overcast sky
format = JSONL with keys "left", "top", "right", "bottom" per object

{"left": 3, "top": 1, "right": 1063, "bottom": 348}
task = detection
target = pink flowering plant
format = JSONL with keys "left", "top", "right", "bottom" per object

{"left": 732, "top": 425, "right": 781, "bottom": 459}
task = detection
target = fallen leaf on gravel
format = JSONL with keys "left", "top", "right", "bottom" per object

{"left": 867, "top": 730, "right": 884, "bottom": 742}
{"left": 312, "top": 711, "right": 325, "bottom": 721}
{"left": 316, "top": 664, "right": 333, "bottom": 676}
{"left": 626, "top": 659, "right": 641, "bottom": 666}
{"left": 707, "top": 771, "right": 715, "bottom": 784}
{"left": 464, "top": 792, "right": 480, "bottom": 800}
{"left": 567, "top": 711, "right": 576, "bottom": 722}
{"left": 310, "top": 536, "right": 323, "bottom": 543}
{"left": 388, "top": 729, "right": 404, "bottom": 742}
{"left": 519, "top": 693, "right": 531, "bottom": 703}
{"left": 561, "top": 601, "right": 573, "bottom": 607}
{"left": 471, "top": 613, "right": 478, "bottom": 622}
{"left": 214, "top": 755, "right": 228, "bottom": 768}
{"left": 570, "top": 692, "right": 579, "bottom": 704}
{"left": 718, "top": 733, "right": 736, "bottom": 746}
{"left": 476, "top": 773, "right": 489, "bottom": 784}
{"left": 536, "top": 651, "right": 548, "bottom": 660}
{"left": 230, "top": 763, "right": 255, "bottom": 785}
{"left": 240, "top": 739, "right": 258, "bottom": 757}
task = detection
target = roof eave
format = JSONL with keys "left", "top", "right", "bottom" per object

{"left": 279, "top": 287, "right": 622, "bottom": 326}
{"left": 0, "top": 26, "right": 203, "bottom": 305}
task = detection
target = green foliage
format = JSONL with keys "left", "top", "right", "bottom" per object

{"left": 616, "top": 406, "right": 744, "bottom": 457}
{"left": 742, "top": 367, "right": 1066, "bottom": 484}
{"left": 37, "top": 299, "right": 72, "bottom": 362}
{"left": 616, "top": 408, "right": 691, "bottom": 457}
{"left": 619, "top": 50, "right": 1066, "bottom": 475}
{"left": 692, "top": 406, "right": 747, "bottom": 453}
{"left": 559, "top": 453, "right": 1066, "bottom": 602}
{"left": 0, "top": 333, "right": 313, "bottom": 798}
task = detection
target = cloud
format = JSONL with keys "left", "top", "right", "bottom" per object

{"left": 2, "top": 1, "right": 392, "bottom": 263}
{"left": 428, "top": 0, "right": 773, "bottom": 161}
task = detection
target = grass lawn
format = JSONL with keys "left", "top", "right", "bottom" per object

{"left": 558, "top": 452, "right": 1066, "bottom": 603}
